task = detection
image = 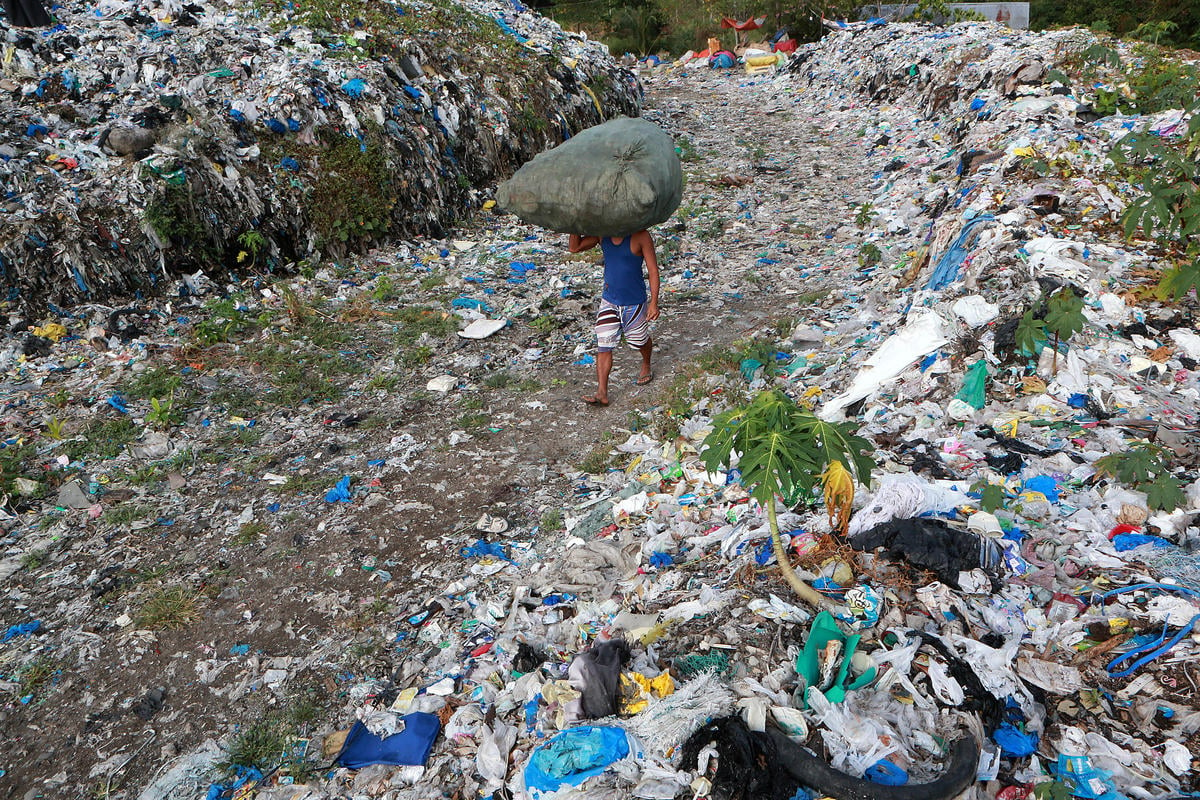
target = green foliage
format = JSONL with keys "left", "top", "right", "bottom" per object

{"left": 1094, "top": 441, "right": 1185, "bottom": 511}
{"left": 858, "top": 242, "right": 882, "bottom": 268}
{"left": 145, "top": 182, "right": 215, "bottom": 260}
{"left": 1045, "top": 288, "right": 1085, "bottom": 342}
{"left": 540, "top": 507, "right": 565, "bottom": 532}
{"left": 302, "top": 128, "right": 395, "bottom": 245}
{"left": 854, "top": 202, "right": 875, "bottom": 228}
{"left": 136, "top": 585, "right": 199, "bottom": 629}
{"left": 701, "top": 389, "right": 874, "bottom": 508}
{"left": 125, "top": 366, "right": 183, "bottom": 401}
{"left": 147, "top": 392, "right": 183, "bottom": 429}
{"left": 193, "top": 297, "right": 261, "bottom": 346}
{"left": 972, "top": 480, "right": 1006, "bottom": 512}
{"left": 1034, "top": 0, "right": 1198, "bottom": 49}
{"left": 1015, "top": 308, "right": 1047, "bottom": 355}
{"left": 65, "top": 416, "right": 139, "bottom": 461}
{"left": 1015, "top": 288, "right": 1084, "bottom": 370}
{"left": 1110, "top": 109, "right": 1200, "bottom": 299}
{"left": 395, "top": 306, "right": 458, "bottom": 346}
{"left": 237, "top": 230, "right": 267, "bottom": 266}
{"left": 371, "top": 275, "right": 397, "bottom": 302}
{"left": 220, "top": 718, "right": 293, "bottom": 773}
{"left": 1033, "top": 781, "right": 1072, "bottom": 800}
{"left": 675, "top": 136, "right": 700, "bottom": 163}
{"left": 902, "top": 0, "right": 985, "bottom": 22}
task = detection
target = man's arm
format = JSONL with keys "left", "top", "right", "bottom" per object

{"left": 568, "top": 233, "right": 600, "bottom": 253}
{"left": 636, "top": 231, "right": 661, "bottom": 320}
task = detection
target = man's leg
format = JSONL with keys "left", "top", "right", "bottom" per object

{"left": 584, "top": 303, "right": 621, "bottom": 405}
{"left": 636, "top": 338, "right": 653, "bottom": 384}
{"left": 594, "top": 349, "right": 613, "bottom": 402}
{"left": 623, "top": 303, "right": 653, "bottom": 385}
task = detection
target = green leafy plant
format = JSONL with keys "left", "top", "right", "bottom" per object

{"left": 147, "top": 391, "right": 183, "bottom": 429}
{"left": 44, "top": 416, "right": 67, "bottom": 441}
{"left": 858, "top": 242, "right": 882, "bottom": 268}
{"left": 237, "top": 230, "right": 267, "bottom": 267}
{"left": 854, "top": 202, "right": 876, "bottom": 227}
{"left": 1094, "top": 441, "right": 1185, "bottom": 511}
{"left": 971, "top": 480, "right": 1006, "bottom": 513}
{"left": 136, "top": 585, "right": 199, "bottom": 630}
{"left": 1111, "top": 108, "right": 1200, "bottom": 299}
{"left": 701, "top": 389, "right": 874, "bottom": 607}
{"left": 1015, "top": 288, "right": 1085, "bottom": 372}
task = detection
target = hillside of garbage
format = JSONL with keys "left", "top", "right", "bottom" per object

{"left": 3, "top": 12, "right": 1200, "bottom": 800}
{"left": 0, "top": 0, "right": 640, "bottom": 308}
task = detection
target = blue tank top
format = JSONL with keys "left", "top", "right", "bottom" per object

{"left": 600, "top": 237, "right": 647, "bottom": 306}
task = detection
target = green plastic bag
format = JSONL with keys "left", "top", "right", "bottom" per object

{"left": 795, "top": 611, "right": 876, "bottom": 704}
{"left": 955, "top": 359, "right": 989, "bottom": 410}
{"left": 496, "top": 117, "right": 683, "bottom": 237}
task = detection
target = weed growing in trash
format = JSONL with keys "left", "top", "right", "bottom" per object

{"left": 192, "top": 297, "right": 262, "bottom": 346}
{"left": 1110, "top": 105, "right": 1200, "bottom": 299}
{"left": 419, "top": 273, "right": 448, "bottom": 291}
{"left": 539, "top": 508, "right": 564, "bottom": 533}
{"left": 218, "top": 716, "right": 293, "bottom": 774}
{"left": 103, "top": 503, "right": 153, "bottom": 526}
{"left": 43, "top": 416, "right": 67, "bottom": 441}
{"left": 530, "top": 315, "right": 558, "bottom": 335}
{"left": 394, "top": 306, "right": 458, "bottom": 346}
{"left": 578, "top": 445, "right": 617, "bottom": 474}
{"left": 124, "top": 365, "right": 183, "bottom": 401}
{"left": 401, "top": 345, "right": 433, "bottom": 368}
{"left": 1015, "top": 287, "right": 1086, "bottom": 372}
{"left": 135, "top": 585, "right": 199, "bottom": 630}
{"left": 64, "top": 416, "right": 139, "bottom": 461}
{"left": 20, "top": 548, "right": 48, "bottom": 572}
{"left": 147, "top": 392, "right": 184, "bottom": 429}
{"left": 12, "top": 656, "right": 61, "bottom": 700}
{"left": 854, "top": 202, "right": 876, "bottom": 227}
{"left": 232, "top": 522, "right": 268, "bottom": 547}
{"left": 675, "top": 135, "right": 700, "bottom": 162}
{"left": 1, "top": 442, "right": 39, "bottom": 497}
{"left": 457, "top": 412, "right": 491, "bottom": 430}
{"left": 366, "top": 374, "right": 400, "bottom": 392}
{"left": 484, "top": 371, "right": 517, "bottom": 390}
{"left": 1094, "top": 442, "right": 1185, "bottom": 511}
{"left": 302, "top": 127, "right": 397, "bottom": 246}
{"left": 122, "top": 464, "right": 164, "bottom": 487}
{"left": 702, "top": 389, "right": 875, "bottom": 608}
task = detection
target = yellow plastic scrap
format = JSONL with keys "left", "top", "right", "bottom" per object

{"left": 31, "top": 323, "right": 68, "bottom": 342}
{"left": 639, "top": 620, "right": 671, "bottom": 646}
{"left": 620, "top": 673, "right": 649, "bottom": 714}
{"left": 1012, "top": 146, "right": 1038, "bottom": 158}
{"left": 820, "top": 459, "right": 855, "bottom": 536}
{"left": 620, "top": 671, "right": 676, "bottom": 714}
{"left": 482, "top": 199, "right": 496, "bottom": 210}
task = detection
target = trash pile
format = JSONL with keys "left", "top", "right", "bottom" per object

{"left": 0, "top": 0, "right": 640, "bottom": 308}
{"left": 4, "top": 13, "right": 1200, "bottom": 800}
{"left": 234, "top": 22, "right": 1200, "bottom": 800}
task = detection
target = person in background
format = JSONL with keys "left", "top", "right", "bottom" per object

{"left": 3, "top": 0, "right": 51, "bottom": 28}
{"left": 568, "top": 230, "right": 661, "bottom": 407}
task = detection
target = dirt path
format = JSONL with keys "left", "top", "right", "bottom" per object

{"left": 0, "top": 69, "right": 873, "bottom": 799}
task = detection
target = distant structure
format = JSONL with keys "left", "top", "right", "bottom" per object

{"left": 860, "top": 3, "right": 1030, "bottom": 28}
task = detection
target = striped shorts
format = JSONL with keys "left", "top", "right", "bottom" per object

{"left": 595, "top": 299, "right": 650, "bottom": 351}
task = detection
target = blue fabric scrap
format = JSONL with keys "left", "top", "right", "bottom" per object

{"left": 324, "top": 475, "right": 352, "bottom": 503}
{"left": 2, "top": 621, "right": 41, "bottom": 642}
{"left": 525, "top": 727, "right": 631, "bottom": 795}
{"left": 926, "top": 215, "right": 995, "bottom": 290}
{"left": 336, "top": 715, "right": 440, "bottom": 769}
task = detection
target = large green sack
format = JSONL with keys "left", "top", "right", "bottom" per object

{"left": 495, "top": 117, "right": 683, "bottom": 237}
